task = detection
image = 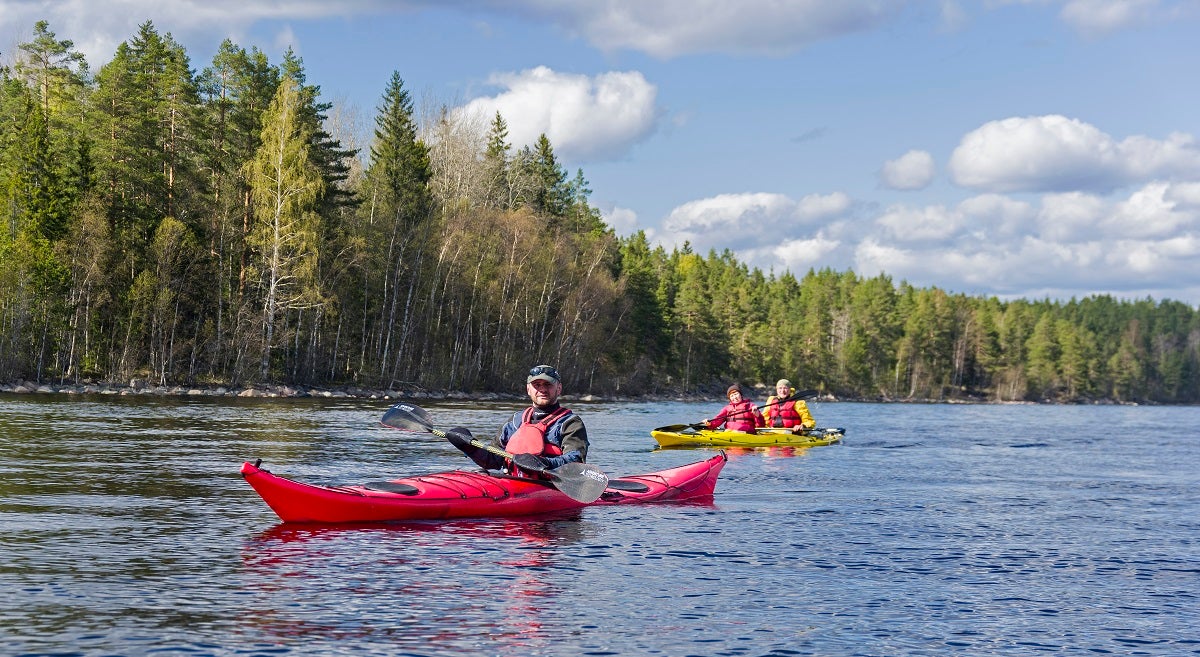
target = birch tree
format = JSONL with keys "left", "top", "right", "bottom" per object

{"left": 245, "top": 75, "right": 324, "bottom": 378}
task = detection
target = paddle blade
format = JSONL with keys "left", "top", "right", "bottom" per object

{"left": 545, "top": 462, "right": 610, "bottom": 503}
{"left": 652, "top": 422, "right": 706, "bottom": 433}
{"left": 381, "top": 402, "right": 436, "bottom": 433}
{"left": 791, "top": 389, "right": 819, "bottom": 400}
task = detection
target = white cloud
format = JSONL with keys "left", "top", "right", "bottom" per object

{"left": 524, "top": 0, "right": 906, "bottom": 58}
{"left": 881, "top": 149, "right": 935, "bottom": 190}
{"left": 455, "top": 66, "right": 659, "bottom": 162}
{"left": 738, "top": 234, "right": 843, "bottom": 274}
{"left": 0, "top": 0, "right": 359, "bottom": 66}
{"left": 1166, "top": 181, "right": 1200, "bottom": 210}
{"left": 958, "top": 194, "right": 1037, "bottom": 238}
{"left": 849, "top": 181, "right": 1200, "bottom": 299}
{"left": 601, "top": 206, "right": 640, "bottom": 235}
{"left": 655, "top": 191, "right": 851, "bottom": 257}
{"left": 1059, "top": 0, "right": 1171, "bottom": 35}
{"left": 795, "top": 191, "right": 853, "bottom": 221}
{"left": 654, "top": 181, "right": 1200, "bottom": 301}
{"left": 1036, "top": 191, "right": 1107, "bottom": 242}
{"left": 1104, "top": 181, "right": 1200, "bottom": 238}
{"left": 875, "top": 204, "right": 964, "bottom": 242}
{"left": 948, "top": 115, "right": 1200, "bottom": 193}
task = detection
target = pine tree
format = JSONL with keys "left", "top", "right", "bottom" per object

{"left": 279, "top": 49, "right": 358, "bottom": 219}
{"left": 517, "top": 134, "right": 570, "bottom": 219}
{"left": 482, "top": 111, "right": 512, "bottom": 209}
{"left": 359, "top": 71, "right": 433, "bottom": 383}
{"left": 617, "top": 231, "right": 671, "bottom": 382}
{"left": 14, "top": 20, "right": 87, "bottom": 117}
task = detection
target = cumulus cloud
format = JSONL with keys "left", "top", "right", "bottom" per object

{"left": 948, "top": 115, "right": 1200, "bottom": 194}
{"left": 455, "top": 66, "right": 659, "bottom": 162}
{"left": 650, "top": 183, "right": 1200, "bottom": 301}
{"left": 1036, "top": 192, "right": 1108, "bottom": 243}
{"left": 958, "top": 194, "right": 1037, "bottom": 239}
{"left": 656, "top": 191, "right": 852, "bottom": 255}
{"left": 521, "top": 0, "right": 906, "bottom": 58}
{"left": 740, "top": 234, "right": 843, "bottom": 274}
{"left": 0, "top": 0, "right": 909, "bottom": 69}
{"left": 1104, "top": 182, "right": 1200, "bottom": 238}
{"left": 880, "top": 150, "right": 935, "bottom": 190}
{"left": 849, "top": 180, "right": 1200, "bottom": 300}
{"left": 875, "top": 204, "right": 964, "bottom": 242}
{"left": 0, "top": 0, "right": 367, "bottom": 66}
{"left": 5, "top": 0, "right": 1186, "bottom": 72}
{"left": 601, "top": 206, "right": 640, "bottom": 236}
{"left": 1059, "top": 0, "right": 1175, "bottom": 36}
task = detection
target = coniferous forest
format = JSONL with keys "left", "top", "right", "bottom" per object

{"left": 2, "top": 21, "right": 1199, "bottom": 402}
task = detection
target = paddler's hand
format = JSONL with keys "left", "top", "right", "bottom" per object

{"left": 445, "top": 427, "right": 474, "bottom": 450}
{"left": 512, "top": 453, "right": 551, "bottom": 473}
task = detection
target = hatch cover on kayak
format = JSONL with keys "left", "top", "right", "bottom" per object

{"left": 363, "top": 481, "right": 421, "bottom": 495}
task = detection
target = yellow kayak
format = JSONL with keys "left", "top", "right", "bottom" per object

{"left": 651, "top": 426, "right": 845, "bottom": 448}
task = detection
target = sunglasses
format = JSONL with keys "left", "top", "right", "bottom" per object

{"left": 528, "top": 365, "right": 560, "bottom": 380}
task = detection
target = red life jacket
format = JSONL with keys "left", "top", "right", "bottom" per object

{"left": 506, "top": 406, "right": 570, "bottom": 456}
{"left": 765, "top": 398, "right": 803, "bottom": 428}
{"left": 721, "top": 400, "right": 760, "bottom": 433}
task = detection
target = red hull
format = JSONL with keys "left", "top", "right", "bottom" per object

{"left": 242, "top": 453, "right": 726, "bottom": 523}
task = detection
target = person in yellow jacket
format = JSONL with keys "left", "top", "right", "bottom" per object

{"left": 762, "top": 379, "right": 815, "bottom": 432}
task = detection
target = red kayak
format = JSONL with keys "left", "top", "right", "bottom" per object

{"left": 242, "top": 453, "right": 727, "bottom": 523}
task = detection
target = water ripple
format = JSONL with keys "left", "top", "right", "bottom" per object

{"left": 1, "top": 398, "right": 1199, "bottom": 655}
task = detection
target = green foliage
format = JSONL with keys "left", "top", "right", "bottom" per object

{"left": 1, "top": 17, "right": 1198, "bottom": 402}
{"left": 245, "top": 74, "right": 325, "bottom": 378}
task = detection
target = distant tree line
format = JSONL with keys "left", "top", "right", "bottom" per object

{"left": 2, "top": 20, "right": 1198, "bottom": 402}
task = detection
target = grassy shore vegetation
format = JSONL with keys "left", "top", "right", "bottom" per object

{"left": 2, "top": 20, "right": 1198, "bottom": 403}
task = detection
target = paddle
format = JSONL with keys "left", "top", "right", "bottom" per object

{"left": 380, "top": 402, "right": 610, "bottom": 504}
{"left": 652, "top": 388, "right": 820, "bottom": 433}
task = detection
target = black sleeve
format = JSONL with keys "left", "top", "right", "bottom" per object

{"left": 554, "top": 414, "right": 589, "bottom": 465}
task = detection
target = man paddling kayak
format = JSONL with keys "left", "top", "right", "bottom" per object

{"left": 446, "top": 364, "right": 590, "bottom": 475}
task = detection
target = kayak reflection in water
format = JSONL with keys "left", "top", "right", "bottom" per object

{"left": 446, "top": 364, "right": 590, "bottom": 476}
{"left": 703, "top": 384, "right": 765, "bottom": 433}
{"left": 763, "top": 378, "right": 816, "bottom": 433}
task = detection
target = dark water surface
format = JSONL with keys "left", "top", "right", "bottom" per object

{"left": 1, "top": 395, "right": 1197, "bottom": 656}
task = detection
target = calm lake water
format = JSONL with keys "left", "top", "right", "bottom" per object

{"left": 1, "top": 394, "right": 1197, "bottom": 656}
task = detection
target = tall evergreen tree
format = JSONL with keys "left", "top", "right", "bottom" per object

{"left": 482, "top": 111, "right": 512, "bottom": 209}
{"left": 14, "top": 20, "right": 87, "bottom": 117}
{"left": 358, "top": 71, "right": 433, "bottom": 384}
{"left": 279, "top": 49, "right": 358, "bottom": 219}
{"left": 517, "top": 134, "right": 570, "bottom": 219}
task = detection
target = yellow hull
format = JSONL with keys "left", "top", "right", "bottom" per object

{"left": 651, "top": 426, "right": 845, "bottom": 448}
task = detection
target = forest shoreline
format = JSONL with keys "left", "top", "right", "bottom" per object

{"left": 0, "top": 379, "right": 1150, "bottom": 405}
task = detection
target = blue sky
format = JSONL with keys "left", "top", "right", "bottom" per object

{"left": 4, "top": 0, "right": 1200, "bottom": 303}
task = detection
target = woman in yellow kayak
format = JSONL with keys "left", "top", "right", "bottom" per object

{"left": 763, "top": 378, "right": 815, "bottom": 432}
{"left": 703, "top": 384, "right": 765, "bottom": 433}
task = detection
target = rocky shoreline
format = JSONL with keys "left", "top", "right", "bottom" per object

{"left": 3, "top": 379, "right": 1142, "bottom": 405}
{"left": 0, "top": 379, "right": 716, "bottom": 403}
{"left": 0, "top": 379, "right": 522, "bottom": 401}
